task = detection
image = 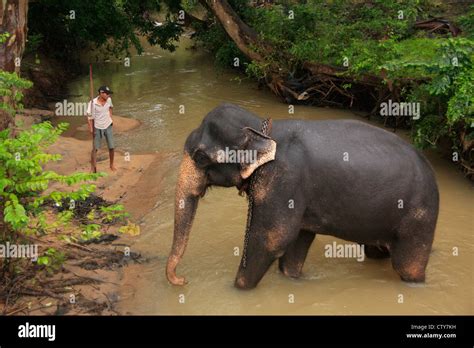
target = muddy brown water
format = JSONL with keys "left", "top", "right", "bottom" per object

{"left": 65, "top": 38, "right": 473, "bottom": 315}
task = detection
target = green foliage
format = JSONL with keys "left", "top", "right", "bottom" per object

{"left": 192, "top": 0, "right": 438, "bottom": 78}
{"left": 0, "top": 33, "right": 10, "bottom": 44}
{"left": 0, "top": 40, "right": 32, "bottom": 118}
{"left": 58, "top": 210, "right": 74, "bottom": 225}
{"left": 457, "top": 5, "right": 474, "bottom": 38}
{"left": 27, "top": 0, "right": 184, "bottom": 61}
{"left": 244, "top": 0, "right": 429, "bottom": 75}
{"left": 245, "top": 60, "right": 268, "bottom": 80}
{"left": 37, "top": 247, "right": 66, "bottom": 273}
{"left": 192, "top": 18, "right": 249, "bottom": 69}
{"left": 24, "top": 33, "right": 43, "bottom": 56}
{"left": 0, "top": 71, "right": 33, "bottom": 116}
{"left": 380, "top": 38, "right": 443, "bottom": 79}
{"left": 384, "top": 38, "right": 474, "bottom": 149}
{"left": 181, "top": 0, "right": 200, "bottom": 12}
{"left": 100, "top": 204, "right": 129, "bottom": 223}
{"left": 0, "top": 121, "right": 106, "bottom": 234}
{"left": 190, "top": 0, "right": 473, "bottom": 167}
{"left": 81, "top": 223, "right": 102, "bottom": 241}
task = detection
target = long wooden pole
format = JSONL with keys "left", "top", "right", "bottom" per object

{"left": 89, "top": 64, "right": 96, "bottom": 172}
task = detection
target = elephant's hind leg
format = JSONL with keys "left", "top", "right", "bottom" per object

{"left": 278, "top": 229, "right": 316, "bottom": 278}
{"left": 391, "top": 242, "right": 430, "bottom": 282}
{"left": 390, "top": 215, "right": 435, "bottom": 282}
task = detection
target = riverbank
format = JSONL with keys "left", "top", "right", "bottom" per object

{"left": 1, "top": 111, "right": 166, "bottom": 315}
{"left": 46, "top": 116, "right": 168, "bottom": 220}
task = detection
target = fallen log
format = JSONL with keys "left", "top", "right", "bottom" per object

{"left": 415, "top": 18, "right": 461, "bottom": 37}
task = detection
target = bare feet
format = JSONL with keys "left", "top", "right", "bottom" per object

{"left": 109, "top": 149, "right": 115, "bottom": 172}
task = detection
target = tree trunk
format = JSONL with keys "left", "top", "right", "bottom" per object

{"left": 200, "top": 0, "right": 271, "bottom": 63}
{"left": 200, "top": 0, "right": 369, "bottom": 105}
{"left": 0, "top": 0, "right": 29, "bottom": 131}
{"left": 0, "top": 0, "right": 28, "bottom": 72}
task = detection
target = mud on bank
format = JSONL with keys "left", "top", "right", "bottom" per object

{"left": 0, "top": 112, "right": 167, "bottom": 315}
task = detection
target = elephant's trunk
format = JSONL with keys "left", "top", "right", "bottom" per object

{"left": 166, "top": 153, "right": 206, "bottom": 285}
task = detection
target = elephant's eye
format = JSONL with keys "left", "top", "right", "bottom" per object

{"left": 193, "top": 150, "right": 211, "bottom": 168}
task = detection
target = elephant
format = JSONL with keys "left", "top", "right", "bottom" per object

{"left": 166, "top": 103, "right": 439, "bottom": 289}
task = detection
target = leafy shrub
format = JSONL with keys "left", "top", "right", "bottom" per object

{"left": 384, "top": 38, "right": 474, "bottom": 150}
{"left": 0, "top": 122, "right": 105, "bottom": 234}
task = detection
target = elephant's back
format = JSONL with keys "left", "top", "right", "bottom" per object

{"left": 274, "top": 118, "right": 438, "bottom": 198}
{"left": 282, "top": 119, "right": 429, "bottom": 170}
{"left": 274, "top": 119, "right": 439, "bottom": 240}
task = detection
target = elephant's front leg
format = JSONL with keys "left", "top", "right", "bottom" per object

{"left": 234, "top": 235, "right": 278, "bottom": 290}
{"left": 234, "top": 196, "right": 305, "bottom": 289}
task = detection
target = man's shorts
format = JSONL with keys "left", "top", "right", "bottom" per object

{"left": 94, "top": 124, "right": 114, "bottom": 150}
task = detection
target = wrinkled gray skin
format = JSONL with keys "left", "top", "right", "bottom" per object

{"left": 166, "top": 103, "right": 439, "bottom": 289}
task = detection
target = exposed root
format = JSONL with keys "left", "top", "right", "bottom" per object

{"left": 0, "top": 231, "right": 143, "bottom": 315}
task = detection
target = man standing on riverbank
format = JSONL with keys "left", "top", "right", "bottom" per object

{"left": 86, "top": 85, "right": 116, "bottom": 172}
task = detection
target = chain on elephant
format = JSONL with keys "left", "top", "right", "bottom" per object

{"left": 242, "top": 118, "right": 272, "bottom": 268}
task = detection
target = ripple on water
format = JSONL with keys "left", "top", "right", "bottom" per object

{"left": 148, "top": 118, "right": 164, "bottom": 127}
{"left": 177, "top": 68, "right": 198, "bottom": 73}
{"left": 404, "top": 282, "right": 427, "bottom": 288}
{"left": 302, "top": 273, "right": 326, "bottom": 280}
{"left": 147, "top": 103, "right": 164, "bottom": 112}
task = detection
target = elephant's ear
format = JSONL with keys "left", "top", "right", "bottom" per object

{"left": 240, "top": 127, "right": 277, "bottom": 180}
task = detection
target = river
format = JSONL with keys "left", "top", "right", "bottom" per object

{"left": 66, "top": 38, "right": 473, "bottom": 315}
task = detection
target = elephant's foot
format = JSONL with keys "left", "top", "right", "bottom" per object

{"left": 392, "top": 253, "right": 428, "bottom": 283}
{"left": 278, "top": 259, "right": 303, "bottom": 278}
{"left": 234, "top": 276, "right": 258, "bottom": 290}
{"left": 234, "top": 245, "right": 276, "bottom": 290}
{"left": 394, "top": 257, "right": 426, "bottom": 283}
{"left": 390, "top": 234, "right": 431, "bottom": 283}
{"left": 364, "top": 244, "right": 390, "bottom": 259}
{"left": 400, "top": 272, "right": 426, "bottom": 283}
